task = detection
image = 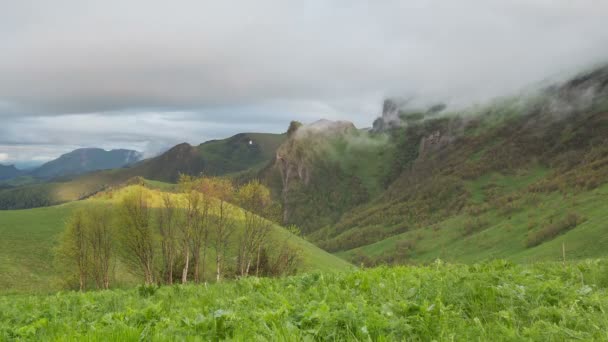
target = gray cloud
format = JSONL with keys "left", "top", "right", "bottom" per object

{"left": 1, "top": 0, "right": 608, "bottom": 164}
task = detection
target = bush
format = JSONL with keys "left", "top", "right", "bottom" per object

{"left": 526, "top": 212, "right": 586, "bottom": 248}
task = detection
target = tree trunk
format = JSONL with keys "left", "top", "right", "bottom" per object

{"left": 79, "top": 271, "right": 85, "bottom": 292}
{"left": 104, "top": 272, "right": 109, "bottom": 290}
{"left": 245, "top": 258, "right": 251, "bottom": 277}
{"left": 201, "top": 243, "right": 207, "bottom": 283}
{"left": 193, "top": 249, "right": 200, "bottom": 283}
{"left": 167, "top": 255, "right": 173, "bottom": 285}
{"left": 182, "top": 247, "right": 190, "bottom": 284}
{"left": 216, "top": 254, "right": 221, "bottom": 282}
{"left": 256, "top": 244, "right": 262, "bottom": 277}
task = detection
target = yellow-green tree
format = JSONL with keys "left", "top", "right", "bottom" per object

{"left": 117, "top": 187, "right": 155, "bottom": 285}
{"left": 87, "top": 206, "right": 114, "bottom": 289}
{"left": 158, "top": 194, "right": 178, "bottom": 285}
{"left": 55, "top": 209, "right": 89, "bottom": 291}
{"left": 205, "top": 177, "right": 236, "bottom": 282}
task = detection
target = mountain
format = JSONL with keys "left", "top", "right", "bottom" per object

{"left": 30, "top": 148, "right": 143, "bottom": 180}
{"left": 0, "top": 133, "right": 286, "bottom": 209}
{"left": 3, "top": 66, "right": 608, "bottom": 268}
{"left": 0, "top": 164, "right": 23, "bottom": 181}
{"left": 128, "top": 132, "right": 287, "bottom": 182}
{"left": 265, "top": 64, "right": 608, "bottom": 265}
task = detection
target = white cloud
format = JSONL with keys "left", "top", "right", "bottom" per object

{"left": 0, "top": 153, "right": 8, "bottom": 162}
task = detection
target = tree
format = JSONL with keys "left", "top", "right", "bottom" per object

{"left": 87, "top": 205, "right": 114, "bottom": 289}
{"left": 191, "top": 179, "right": 214, "bottom": 283}
{"left": 117, "top": 187, "right": 155, "bottom": 285}
{"left": 205, "top": 178, "right": 236, "bottom": 282}
{"left": 235, "top": 180, "right": 273, "bottom": 277}
{"left": 56, "top": 209, "right": 89, "bottom": 291}
{"left": 158, "top": 194, "right": 178, "bottom": 285}
{"left": 177, "top": 174, "right": 201, "bottom": 284}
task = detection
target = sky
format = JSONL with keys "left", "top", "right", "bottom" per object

{"left": 1, "top": 1, "right": 608, "bottom": 167}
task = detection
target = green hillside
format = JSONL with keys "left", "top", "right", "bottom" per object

{"left": 0, "top": 183, "right": 350, "bottom": 294}
{"left": 0, "top": 133, "right": 285, "bottom": 210}
{"left": 253, "top": 66, "right": 608, "bottom": 265}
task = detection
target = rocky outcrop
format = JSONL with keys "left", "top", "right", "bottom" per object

{"left": 270, "top": 119, "right": 358, "bottom": 224}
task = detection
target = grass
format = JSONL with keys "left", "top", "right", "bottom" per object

{"left": 1, "top": 259, "right": 608, "bottom": 340}
{"left": 0, "top": 184, "right": 351, "bottom": 294}
{"left": 465, "top": 166, "right": 548, "bottom": 204}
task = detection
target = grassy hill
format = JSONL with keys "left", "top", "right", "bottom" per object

{"left": 0, "top": 182, "right": 350, "bottom": 294}
{"left": 1, "top": 259, "right": 607, "bottom": 340}
{"left": 0, "top": 133, "right": 285, "bottom": 210}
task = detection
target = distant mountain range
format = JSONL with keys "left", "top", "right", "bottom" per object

{"left": 0, "top": 148, "right": 143, "bottom": 183}
{"left": 31, "top": 148, "right": 143, "bottom": 179}
{"left": 0, "top": 132, "right": 285, "bottom": 208}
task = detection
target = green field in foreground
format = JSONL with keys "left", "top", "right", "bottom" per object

{"left": 1, "top": 260, "right": 607, "bottom": 341}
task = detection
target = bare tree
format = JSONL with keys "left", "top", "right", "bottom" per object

{"left": 192, "top": 180, "right": 213, "bottom": 283}
{"left": 177, "top": 175, "right": 201, "bottom": 284}
{"left": 236, "top": 180, "right": 273, "bottom": 277}
{"left": 208, "top": 178, "right": 235, "bottom": 282}
{"left": 158, "top": 194, "right": 178, "bottom": 285}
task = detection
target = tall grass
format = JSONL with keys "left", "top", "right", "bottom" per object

{"left": 1, "top": 259, "right": 608, "bottom": 341}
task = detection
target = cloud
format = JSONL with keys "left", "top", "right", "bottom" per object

{"left": 0, "top": 153, "right": 8, "bottom": 162}
{"left": 1, "top": 0, "right": 608, "bottom": 162}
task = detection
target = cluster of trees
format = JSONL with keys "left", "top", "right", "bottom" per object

{"left": 56, "top": 176, "right": 301, "bottom": 291}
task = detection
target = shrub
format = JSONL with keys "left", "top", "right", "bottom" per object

{"left": 526, "top": 212, "right": 586, "bottom": 248}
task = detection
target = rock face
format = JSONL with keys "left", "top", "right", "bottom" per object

{"left": 275, "top": 120, "right": 356, "bottom": 185}
{"left": 373, "top": 98, "right": 406, "bottom": 131}
{"left": 417, "top": 119, "right": 462, "bottom": 160}
{"left": 372, "top": 99, "right": 448, "bottom": 132}
{"left": 269, "top": 119, "right": 359, "bottom": 225}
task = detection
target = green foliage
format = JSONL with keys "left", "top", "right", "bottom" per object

{"left": 1, "top": 260, "right": 608, "bottom": 340}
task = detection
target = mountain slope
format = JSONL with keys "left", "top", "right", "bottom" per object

{"left": 249, "top": 65, "right": 608, "bottom": 264}
{"left": 31, "top": 148, "right": 143, "bottom": 179}
{"left": 0, "top": 182, "right": 351, "bottom": 293}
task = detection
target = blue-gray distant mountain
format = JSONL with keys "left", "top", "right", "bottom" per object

{"left": 0, "top": 164, "right": 24, "bottom": 181}
{"left": 31, "top": 148, "right": 143, "bottom": 179}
